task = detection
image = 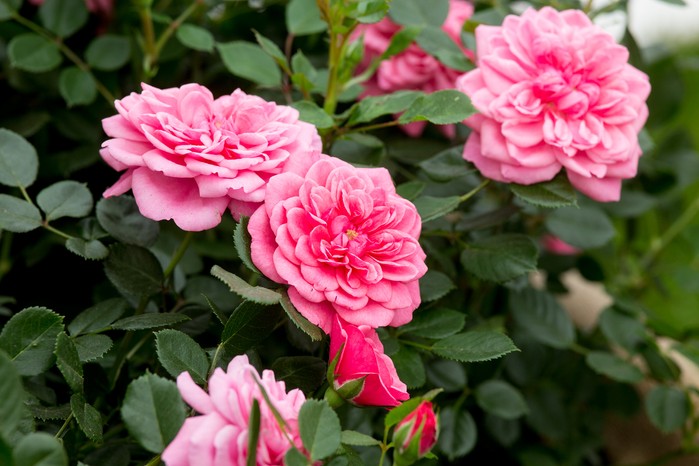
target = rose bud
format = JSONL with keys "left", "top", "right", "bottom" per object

{"left": 392, "top": 400, "right": 439, "bottom": 465}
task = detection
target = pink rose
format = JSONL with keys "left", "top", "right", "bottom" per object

{"left": 100, "top": 83, "right": 322, "bottom": 231}
{"left": 457, "top": 7, "right": 651, "bottom": 202}
{"left": 248, "top": 155, "right": 427, "bottom": 333}
{"left": 541, "top": 234, "right": 581, "bottom": 255}
{"left": 392, "top": 400, "right": 439, "bottom": 464}
{"left": 328, "top": 315, "right": 408, "bottom": 407}
{"left": 351, "top": 0, "right": 474, "bottom": 137}
{"left": 161, "top": 355, "right": 306, "bottom": 466}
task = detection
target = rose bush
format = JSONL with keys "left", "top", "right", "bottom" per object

{"left": 249, "top": 155, "right": 427, "bottom": 333}
{"left": 100, "top": 83, "right": 322, "bottom": 231}
{"left": 457, "top": 6, "right": 651, "bottom": 201}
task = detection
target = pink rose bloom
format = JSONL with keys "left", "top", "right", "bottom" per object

{"left": 392, "top": 400, "right": 439, "bottom": 463}
{"left": 100, "top": 83, "right": 322, "bottom": 231}
{"left": 248, "top": 155, "right": 428, "bottom": 333}
{"left": 161, "top": 355, "right": 306, "bottom": 466}
{"left": 457, "top": 7, "right": 651, "bottom": 202}
{"left": 351, "top": 0, "right": 474, "bottom": 137}
{"left": 329, "top": 315, "right": 409, "bottom": 407}
{"left": 541, "top": 234, "right": 581, "bottom": 255}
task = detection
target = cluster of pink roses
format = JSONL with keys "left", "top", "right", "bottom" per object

{"left": 99, "top": 4, "right": 650, "bottom": 465}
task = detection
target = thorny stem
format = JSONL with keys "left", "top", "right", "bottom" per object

{"left": 10, "top": 12, "right": 116, "bottom": 105}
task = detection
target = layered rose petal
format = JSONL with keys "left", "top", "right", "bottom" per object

{"left": 457, "top": 6, "right": 651, "bottom": 202}
{"left": 100, "top": 83, "right": 322, "bottom": 231}
{"left": 350, "top": 0, "right": 474, "bottom": 137}
{"left": 249, "top": 156, "right": 427, "bottom": 333}
{"left": 161, "top": 355, "right": 305, "bottom": 466}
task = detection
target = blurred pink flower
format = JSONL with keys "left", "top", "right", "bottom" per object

{"left": 541, "top": 234, "right": 581, "bottom": 255}
{"left": 30, "top": 0, "right": 113, "bottom": 18}
{"left": 393, "top": 400, "right": 439, "bottom": 463}
{"left": 329, "top": 315, "right": 408, "bottom": 407}
{"left": 100, "top": 83, "right": 322, "bottom": 231}
{"left": 351, "top": 0, "right": 474, "bottom": 137}
{"left": 457, "top": 7, "right": 651, "bottom": 202}
{"left": 248, "top": 155, "right": 427, "bottom": 333}
{"left": 161, "top": 355, "right": 306, "bottom": 466}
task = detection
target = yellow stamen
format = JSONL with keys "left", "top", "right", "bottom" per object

{"left": 345, "top": 229, "right": 359, "bottom": 240}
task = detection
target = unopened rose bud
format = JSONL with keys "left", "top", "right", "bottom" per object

{"left": 392, "top": 400, "right": 439, "bottom": 466}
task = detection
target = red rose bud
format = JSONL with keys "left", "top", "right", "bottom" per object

{"left": 392, "top": 401, "right": 438, "bottom": 465}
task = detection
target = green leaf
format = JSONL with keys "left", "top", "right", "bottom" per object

{"left": 419, "top": 269, "right": 455, "bottom": 302}
{"left": 210, "top": 265, "right": 281, "bottom": 305}
{"left": 432, "top": 330, "right": 518, "bottom": 363}
{"left": 0, "top": 194, "right": 42, "bottom": 233}
{"left": 0, "top": 0, "right": 21, "bottom": 20}
{"left": 217, "top": 41, "right": 281, "bottom": 87}
{"left": 385, "top": 398, "right": 422, "bottom": 429}
{"left": 253, "top": 30, "right": 289, "bottom": 72}
{"left": 0, "top": 307, "right": 64, "bottom": 376}
{"left": 413, "top": 195, "right": 461, "bottom": 223}
{"left": 96, "top": 196, "right": 160, "bottom": 247}
{"left": 85, "top": 35, "right": 131, "bottom": 71}
{"left": 331, "top": 133, "right": 385, "bottom": 166}
{"left": 396, "top": 180, "right": 425, "bottom": 200}
{"left": 12, "top": 432, "right": 68, "bottom": 466}
{"left": 585, "top": 351, "right": 644, "bottom": 383}
{"left": 121, "top": 373, "right": 186, "bottom": 454}
{"left": 461, "top": 234, "right": 539, "bottom": 283}
{"left": 247, "top": 399, "right": 261, "bottom": 466}
{"left": 111, "top": 313, "right": 190, "bottom": 331}
{"left": 389, "top": 0, "right": 449, "bottom": 26}
{"left": 392, "top": 345, "right": 426, "bottom": 388}
{"left": 426, "top": 359, "right": 466, "bottom": 392}
{"left": 418, "top": 145, "right": 470, "bottom": 182}
{"left": 510, "top": 175, "right": 578, "bottom": 208}
{"left": 233, "top": 216, "right": 261, "bottom": 275}
{"left": 474, "top": 380, "right": 528, "bottom": 419}
{"left": 37, "top": 180, "right": 93, "bottom": 221}
{"left": 70, "top": 393, "right": 103, "bottom": 443}
{"left": 0, "top": 349, "right": 25, "bottom": 441}
{"left": 437, "top": 407, "right": 477, "bottom": 461}
{"left": 104, "top": 244, "right": 164, "bottom": 298}
{"left": 155, "top": 329, "right": 209, "bottom": 385}
{"left": 598, "top": 307, "right": 647, "bottom": 351}
{"left": 73, "top": 334, "right": 113, "bottom": 362}
{"left": 39, "top": 0, "right": 88, "bottom": 38}
{"left": 645, "top": 385, "right": 689, "bottom": 433}
{"left": 65, "top": 238, "right": 109, "bottom": 260}
{"left": 279, "top": 291, "right": 324, "bottom": 342}
{"left": 55, "top": 332, "right": 83, "bottom": 393}
{"left": 8, "top": 33, "right": 62, "bottom": 73}
{"left": 58, "top": 67, "right": 96, "bottom": 107}
{"left": 341, "top": 430, "right": 381, "bottom": 447}
{"left": 271, "top": 356, "right": 327, "bottom": 393}
{"left": 292, "top": 101, "right": 335, "bottom": 129}
{"left": 399, "top": 90, "right": 475, "bottom": 125}
{"left": 298, "top": 399, "right": 342, "bottom": 461}
{"left": 176, "top": 23, "right": 214, "bottom": 52}
{"left": 0, "top": 128, "right": 39, "bottom": 188}
{"left": 416, "top": 25, "right": 472, "bottom": 72}
{"left": 399, "top": 307, "right": 465, "bottom": 339}
{"left": 347, "top": 91, "right": 421, "bottom": 126}
{"left": 346, "top": 0, "right": 389, "bottom": 23}
{"left": 509, "top": 288, "right": 576, "bottom": 349}
{"left": 284, "top": 448, "right": 308, "bottom": 466}
{"left": 68, "top": 298, "right": 129, "bottom": 336}
{"left": 218, "top": 300, "right": 283, "bottom": 357}
{"left": 545, "top": 206, "right": 615, "bottom": 249}
{"left": 286, "top": 0, "right": 327, "bottom": 35}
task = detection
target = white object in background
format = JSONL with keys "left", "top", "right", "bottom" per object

{"left": 628, "top": 0, "right": 699, "bottom": 49}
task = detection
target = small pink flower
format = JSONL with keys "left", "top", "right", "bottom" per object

{"left": 329, "top": 315, "right": 408, "bottom": 407}
{"left": 541, "top": 234, "right": 581, "bottom": 255}
{"left": 351, "top": 0, "right": 474, "bottom": 137}
{"left": 161, "top": 355, "right": 306, "bottom": 466}
{"left": 457, "top": 7, "right": 650, "bottom": 202}
{"left": 392, "top": 400, "right": 439, "bottom": 464}
{"left": 248, "top": 155, "right": 427, "bottom": 333}
{"left": 100, "top": 83, "right": 322, "bottom": 231}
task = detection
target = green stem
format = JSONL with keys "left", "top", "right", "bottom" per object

{"left": 54, "top": 413, "right": 74, "bottom": 439}
{"left": 347, "top": 120, "right": 402, "bottom": 134}
{"left": 459, "top": 179, "right": 490, "bottom": 204}
{"left": 378, "top": 425, "right": 391, "bottom": 466}
{"left": 144, "top": 455, "right": 162, "bottom": 466}
{"left": 397, "top": 339, "right": 434, "bottom": 351}
{"left": 163, "top": 231, "right": 194, "bottom": 282}
{"left": 639, "top": 195, "right": 699, "bottom": 271}
{"left": 10, "top": 12, "right": 116, "bottom": 105}
{"left": 154, "top": 1, "right": 203, "bottom": 57}
{"left": 42, "top": 223, "right": 73, "bottom": 240}
{"left": 0, "top": 231, "right": 12, "bottom": 282}
{"left": 139, "top": 3, "right": 158, "bottom": 77}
